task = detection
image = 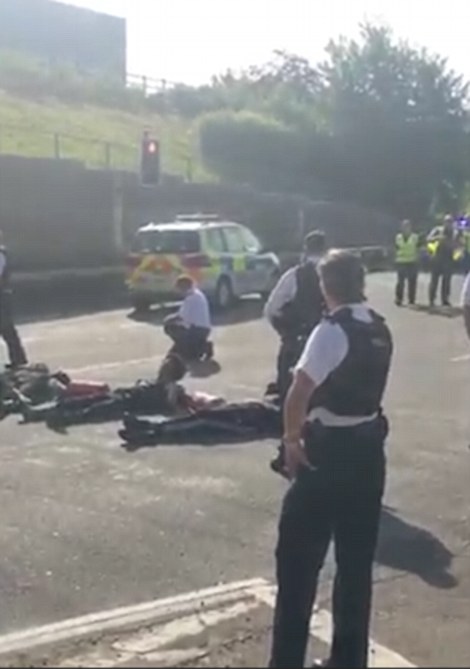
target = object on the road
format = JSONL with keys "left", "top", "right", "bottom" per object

{"left": 118, "top": 401, "right": 282, "bottom": 448}
{"left": 0, "top": 363, "right": 70, "bottom": 419}
{"left": 62, "top": 381, "right": 110, "bottom": 398}
{"left": 23, "top": 380, "right": 179, "bottom": 428}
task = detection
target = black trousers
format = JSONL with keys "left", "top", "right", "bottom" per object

{"left": 429, "top": 264, "right": 452, "bottom": 305}
{"left": 164, "top": 317, "right": 210, "bottom": 361}
{"left": 270, "top": 419, "right": 387, "bottom": 668}
{"left": 0, "top": 292, "right": 27, "bottom": 367}
{"left": 120, "top": 401, "right": 282, "bottom": 446}
{"left": 395, "top": 263, "right": 418, "bottom": 304}
{"left": 276, "top": 334, "right": 308, "bottom": 403}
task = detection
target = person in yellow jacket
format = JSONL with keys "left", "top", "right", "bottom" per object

{"left": 395, "top": 220, "right": 420, "bottom": 306}
{"left": 427, "top": 215, "right": 457, "bottom": 307}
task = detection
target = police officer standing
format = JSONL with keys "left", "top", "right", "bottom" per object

{"left": 0, "top": 231, "right": 28, "bottom": 368}
{"left": 269, "top": 250, "right": 393, "bottom": 669}
{"left": 427, "top": 215, "right": 456, "bottom": 307}
{"left": 395, "top": 219, "right": 419, "bottom": 306}
{"left": 264, "top": 231, "right": 326, "bottom": 402}
{"left": 462, "top": 219, "right": 470, "bottom": 275}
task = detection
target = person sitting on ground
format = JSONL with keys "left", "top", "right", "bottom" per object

{"left": 163, "top": 275, "right": 214, "bottom": 362}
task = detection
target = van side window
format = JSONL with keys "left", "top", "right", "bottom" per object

{"left": 205, "top": 228, "right": 227, "bottom": 253}
{"left": 240, "top": 226, "right": 262, "bottom": 253}
{"left": 223, "top": 226, "right": 246, "bottom": 254}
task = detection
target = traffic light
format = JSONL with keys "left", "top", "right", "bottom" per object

{"left": 140, "top": 135, "right": 160, "bottom": 186}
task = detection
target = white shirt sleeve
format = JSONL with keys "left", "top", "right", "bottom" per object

{"left": 263, "top": 267, "right": 297, "bottom": 322}
{"left": 0, "top": 252, "right": 6, "bottom": 279}
{"left": 295, "top": 321, "right": 349, "bottom": 387}
{"left": 178, "top": 290, "right": 211, "bottom": 329}
{"left": 461, "top": 273, "right": 470, "bottom": 307}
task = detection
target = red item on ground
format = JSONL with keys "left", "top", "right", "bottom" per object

{"left": 62, "top": 381, "right": 110, "bottom": 398}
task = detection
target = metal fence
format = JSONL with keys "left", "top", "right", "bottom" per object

{"left": 0, "top": 121, "right": 197, "bottom": 179}
{"left": 126, "top": 73, "right": 179, "bottom": 96}
{"left": 0, "top": 121, "right": 138, "bottom": 170}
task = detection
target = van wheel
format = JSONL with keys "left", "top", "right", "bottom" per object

{"left": 215, "top": 277, "right": 234, "bottom": 310}
{"left": 131, "top": 296, "right": 152, "bottom": 313}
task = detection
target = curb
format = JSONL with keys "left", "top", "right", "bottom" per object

{"left": 0, "top": 578, "right": 267, "bottom": 666}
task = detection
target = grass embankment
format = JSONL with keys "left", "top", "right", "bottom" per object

{"left": 0, "top": 91, "right": 209, "bottom": 179}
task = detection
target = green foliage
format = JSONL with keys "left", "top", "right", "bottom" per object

{"left": 318, "top": 25, "right": 470, "bottom": 216}
{"left": 199, "top": 110, "right": 328, "bottom": 196}
{"left": 1, "top": 27, "right": 470, "bottom": 218}
{"left": 0, "top": 90, "right": 209, "bottom": 179}
{"left": 197, "top": 25, "right": 470, "bottom": 218}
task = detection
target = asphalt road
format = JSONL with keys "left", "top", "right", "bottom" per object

{"left": 0, "top": 273, "right": 469, "bottom": 667}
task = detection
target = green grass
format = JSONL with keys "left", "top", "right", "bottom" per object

{"left": 0, "top": 91, "right": 210, "bottom": 180}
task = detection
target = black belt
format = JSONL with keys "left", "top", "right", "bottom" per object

{"left": 304, "top": 413, "right": 389, "bottom": 442}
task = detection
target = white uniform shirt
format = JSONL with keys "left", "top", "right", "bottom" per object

{"left": 461, "top": 273, "right": 470, "bottom": 307}
{"left": 264, "top": 255, "right": 321, "bottom": 322}
{"left": 178, "top": 288, "right": 211, "bottom": 330}
{"left": 295, "top": 303, "right": 378, "bottom": 427}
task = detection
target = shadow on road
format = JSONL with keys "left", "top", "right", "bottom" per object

{"left": 16, "top": 292, "right": 128, "bottom": 325}
{"left": 408, "top": 304, "right": 462, "bottom": 319}
{"left": 128, "top": 298, "right": 264, "bottom": 329}
{"left": 187, "top": 359, "right": 222, "bottom": 378}
{"left": 376, "top": 507, "right": 457, "bottom": 588}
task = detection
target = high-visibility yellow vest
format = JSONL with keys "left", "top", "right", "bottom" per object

{"left": 396, "top": 233, "right": 419, "bottom": 263}
{"left": 427, "top": 234, "right": 463, "bottom": 261}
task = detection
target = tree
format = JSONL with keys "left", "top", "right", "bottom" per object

{"left": 319, "top": 24, "right": 470, "bottom": 217}
{"left": 198, "top": 110, "right": 327, "bottom": 196}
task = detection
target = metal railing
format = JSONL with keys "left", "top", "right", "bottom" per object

{"left": 0, "top": 121, "right": 197, "bottom": 180}
{"left": 126, "top": 73, "right": 179, "bottom": 96}
{"left": 0, "top": 121, "right": 136, "bottom": 170}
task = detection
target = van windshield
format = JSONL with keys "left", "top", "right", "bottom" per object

{"left": 133, "top": 229, "right": 200, "bottom": 254}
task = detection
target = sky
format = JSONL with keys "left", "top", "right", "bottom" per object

{"left": 65, "top": 0, "right": 470, "bottom": 85}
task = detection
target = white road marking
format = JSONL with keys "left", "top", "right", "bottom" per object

{"left": 112, "top": 600, "right": 260, "bottom": 655}
{"left": 0, "top": 579, "right": 267, "bottom": 659}
{"left": 0, "top": 576, "right": 414, "bottom": 667}
{"left": 451, "top": 353, "right": 470, "bottom": 362}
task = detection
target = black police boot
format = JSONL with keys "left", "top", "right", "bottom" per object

{"left": 203, "top": 340, "right": 214, "bottom": 360}
{"left": 270, "top": 443, "right": 289, "bottom": 479}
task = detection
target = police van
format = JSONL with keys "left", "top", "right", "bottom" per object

{"left": 126, "top": 214, "right": 281, "bottom": 311}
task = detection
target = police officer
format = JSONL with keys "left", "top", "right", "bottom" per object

{"left": 269, "top": 250, "right": 393, "bottom": 669}
{"left": 395, "top": 219, "right": 419, "bottom": 306}
{"left": 462, "top": 221, "right": 470, "bottom": 275}
{"left": 427, "top": 215, "right": 456, "bottom": 307}
{"left": 462, "top": 269, "right": 470, "bottom": 340}
{"left": 264, "top": 231, "right": 326, "bottom": 402}
{"left": 0, "top": 231, "right": 28, "bottom": 368}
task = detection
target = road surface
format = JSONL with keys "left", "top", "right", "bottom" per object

{"left": 0, "top": 273, "right": 469, "bottom": 667}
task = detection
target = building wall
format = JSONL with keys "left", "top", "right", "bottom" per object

{"left": 0, "top": 155, "right": 396, "bottom": 273}
{"left": 0, "top": 0, "right": 126, "bottom": 80}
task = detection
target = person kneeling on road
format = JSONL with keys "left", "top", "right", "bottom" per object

{"left": 269, "top": 250, "right": 393, "bottom": 669}
{"left": 163, "top": 275, "right": 214, "bottom": 362}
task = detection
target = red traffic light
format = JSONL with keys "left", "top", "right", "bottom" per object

{"left": 147, "top": 140, "right": 158, "bottom": 154}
